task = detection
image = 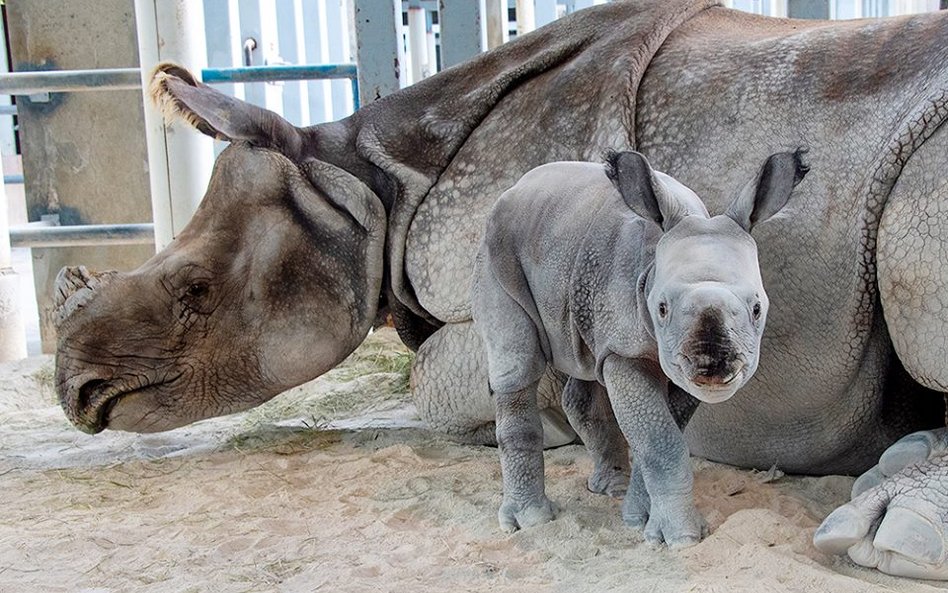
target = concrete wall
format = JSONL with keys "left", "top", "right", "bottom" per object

{"left": 6, "top": 0, "right": 155, "bottom": 352}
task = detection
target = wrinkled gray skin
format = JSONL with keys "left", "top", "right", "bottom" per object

{"left": 473, "top": 150, "right": 805, "bottom": 545}
{"left": 53, "top": 1, "right": 948, "bottom": 578}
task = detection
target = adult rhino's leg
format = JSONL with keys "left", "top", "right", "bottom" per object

{"left": 561, "top": 378, "right": 629, "bottom": 497}
{"left": 815, "top": 121, "right": 948, "bottom": 579}
{"left": 814, "top": 429, "right": 948, "bottom": 580}
{"left": 411, "top": 321, "right": 574, "bottom": 446}
{"left": 877, "top": 120, "right": 948, "bottom": 394}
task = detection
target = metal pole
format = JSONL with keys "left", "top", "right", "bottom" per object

{"left": 0, "top": 68, "right": 141, "bottom": 95}
{"left": 787, "top": 0, "right": 830, "bottom": 18}
{"left": 408, "top": 6, "right": 428, "bottom": 84}
{"left": 0, "top": 158, "right": 27, "bottom": 361}
{"left": 354, "top": 0, "right": 401, "bottom": 104}
{"left": 485, "top": 0, "right": 507, "bottom": 49}
{"left": 8, "top": 224, "right": 155, "bottom": 249}
{"left": 201, "top": 64, "right": 358, "bottom": 83}
{"left": 135, "top": 0, "right": 214, "bottom": 251}
{"left": 425, "top": 19, "right": 438, "bottom": 76}
{"left": 516, "top": 0, "right": 536, "bottom": 37}
{"left": 535, "top": 0, "right": 557, "bottom": 27}
{"left": 439, "top": 0, "right": 483, "bottom": 68}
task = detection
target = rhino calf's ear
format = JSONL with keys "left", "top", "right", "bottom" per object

{"left": 605, "top": 150, "right": 703, "bottom": 231}
{"left": 726, "top": 148, "right": 809, "bottom": 232}
{"left": 604, "top": 151, "right": 664, "bottom": 225}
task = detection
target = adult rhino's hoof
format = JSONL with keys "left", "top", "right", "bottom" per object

{"left": 814, "top": 428, "right": 948, "bottom": 580}
{"left": 498, "top": 495, "right": 556, "bottom": 533}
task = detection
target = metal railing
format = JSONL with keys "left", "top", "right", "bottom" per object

{"left": 0, "top": 63, "right": 360, "bottom": 248}
{"left": 202, "top": 64, "right": 360, "bottom": 109}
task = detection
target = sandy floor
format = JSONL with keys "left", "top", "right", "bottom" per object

{"left": 2, "top": 330, "right": 946, "bottom": 593}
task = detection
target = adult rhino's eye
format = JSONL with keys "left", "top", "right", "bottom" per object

{"left": 753, "top": 302, "right": 762, "bottom": 320}
{"left": 658, "top": 302, "right": 668, "bottom": 319}
{"left": 186, "top": 282, "right": 209, "bottom": 299}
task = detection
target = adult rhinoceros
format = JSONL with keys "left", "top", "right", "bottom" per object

{"left": 53, "top": 0, "right": 948, "bottom": 579}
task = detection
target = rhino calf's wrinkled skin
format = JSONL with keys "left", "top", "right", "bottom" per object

{"left": 473, "top": 150, "right": 807, "bottom": 546}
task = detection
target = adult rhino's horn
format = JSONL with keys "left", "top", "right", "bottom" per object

{"left": 52, "top": 266, "right": 118, "bottom": 329}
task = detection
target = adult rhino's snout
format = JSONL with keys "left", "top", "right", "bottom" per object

{"left": 52, "top": 266, "right": 118, "bottom": 329}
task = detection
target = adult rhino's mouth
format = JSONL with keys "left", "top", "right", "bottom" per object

{"left": 72, "top": 375, "right": 182, "bottom": 434}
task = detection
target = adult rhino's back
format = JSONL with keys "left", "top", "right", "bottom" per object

{"left": 635, "top": 7, "right": 948, "bottom": 473}
{"left": 402, "top": 2, "right": 721, "bottom": 323}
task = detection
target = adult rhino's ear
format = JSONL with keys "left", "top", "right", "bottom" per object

{"left": 149, "top": 62, "right": 305, "bottom": 160}
{"left": 725, "top": 149, "right": 809, "bottom": 232}
{"left": 604, "top": 150, "right": 706, "bottom": 232}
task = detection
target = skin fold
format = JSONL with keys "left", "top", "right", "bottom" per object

{"left": 52, "top": 1, "right": 948, "bottom": 579}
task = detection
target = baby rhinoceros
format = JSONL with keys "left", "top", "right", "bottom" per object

{"left": 472, "top": 149, "right": 808, "bottom": 547}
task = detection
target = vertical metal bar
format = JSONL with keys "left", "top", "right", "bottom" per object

{"left": 301, "top": 0, "right": 330, "bottom": 122}
{"left": 324, "top": 0, "right": 351, "bottom": 118}
{"left": 135, "top": 0, "right": 214, "bottom": 250}
{"left": 408, "top": 6, "right": 427, "bottom": 84}
{"left": 425, "top": 13, "right": 438, "bottom": 76}
{"left": 485, "top": 0, "right": 507, "bottom": 49}
{"left": 787, "top": 0, "right": 830, "bottom": 17}
{"left": 0, "top": 156, "right": 26, "bottom": 361}
{"left": 203, "top": 0, "right": 243, "bottom": 102}
{"left": 0, "top": 16, "right": 16, "bottom": 159}
{"left": 534, "top": 0, "right": 557, "bottom": 27}
{"left": 354, "top": 0, "right": 401, "bottom": 105}
{"left": 350, "top": 77, "right": 361, "bottom": 110}
{"left": 238, "top": 0, "right": 265, "bottom": 107}
{"left": 516, "top": 0, "right": 536, "bottom": 37}
{"left": 276, "top": 0, "right": 305, "bottom": 125}
{"left": 439, "top": 0, "right": 483, "bottom": 69}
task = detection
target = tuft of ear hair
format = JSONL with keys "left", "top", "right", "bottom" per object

{"left": 601, "top": 149, "right": 623, "bottom": 186}
{"left": 790, "top": 147, "right": 810, "bottom": 186}
{"left": 148, "top": 63, "right": 226, "bottom": 140}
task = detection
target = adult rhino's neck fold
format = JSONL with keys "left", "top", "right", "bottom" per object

{"left": 350, "top": 0, "right": 721, "bottom": 323}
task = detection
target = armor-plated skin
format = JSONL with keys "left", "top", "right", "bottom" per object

{"left": 51, "top": 1, "right": 948, "bottom": 578}
{"left": 473, "top": 152, "right": 803, "bottom": 545}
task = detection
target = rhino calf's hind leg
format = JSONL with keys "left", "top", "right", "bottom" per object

{"left": 495, "top": 382, "right": 557, "bottom": 532}
{"left": 561, "top": 377, "right": 630, "bottom": 497}
{"left": 411, "top": 320, "right": 574, "bottom": 446}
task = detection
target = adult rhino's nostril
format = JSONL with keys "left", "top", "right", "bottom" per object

{"left": 77, "top": 379, "right": 108, "bottom": 413}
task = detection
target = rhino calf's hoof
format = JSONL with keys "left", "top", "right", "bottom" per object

{"left": 642, "top": 495, "right": 709, "bottom": 549}
{"left": 587, "top": 464, "right": 629, "bottom": 498}
{"left": 498, "top": 496, "right": 557, "bottom": 533}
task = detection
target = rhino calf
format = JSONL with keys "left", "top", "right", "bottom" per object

{"left": 472, "top": 150, "right": 808, "bottom": 546}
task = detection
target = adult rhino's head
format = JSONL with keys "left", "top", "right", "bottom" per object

{"left": 54, "top": 64, "right": 386, "bottom": 434}
{"left": 606, "top": 149, "right": 808, "bottom": 403}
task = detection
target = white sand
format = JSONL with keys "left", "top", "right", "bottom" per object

{"left": 2, "top": 329, "right": 946, "bottom": 593}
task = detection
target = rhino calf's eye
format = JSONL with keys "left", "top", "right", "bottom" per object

{"left": 753, "top": 302, "right": 761, "bottom": 320}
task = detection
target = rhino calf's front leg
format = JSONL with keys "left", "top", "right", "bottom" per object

{"left": 603, "top": 355, "right": 707, "bottom": 547}
{"left": 561, "top": 377, "right": 630, "bottom": 497}
{"left": 495, "top": 382, "right": 556, "bottom": 532}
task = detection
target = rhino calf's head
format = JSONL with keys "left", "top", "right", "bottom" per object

{"left": 606, "top": 149, "right": 808, "bottom": 403}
